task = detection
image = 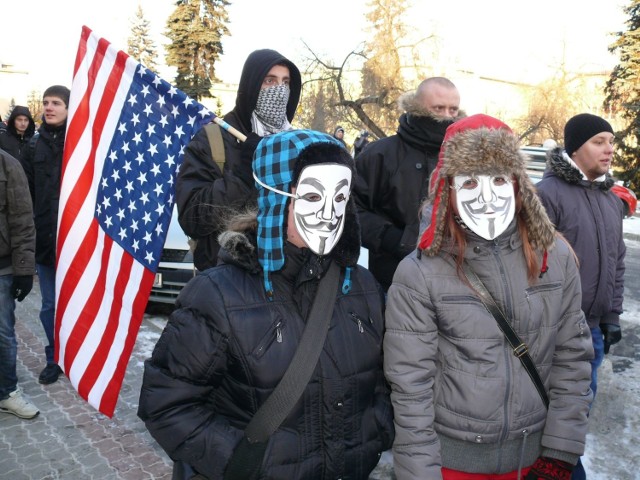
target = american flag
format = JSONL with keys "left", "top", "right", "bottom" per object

{"left": 55, "top": 26, "right": 213, "bottom": 417}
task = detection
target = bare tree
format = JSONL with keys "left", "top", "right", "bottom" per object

{"left": 516, "top": 67, "right": 606, "bottom": 146}
{"left": 297, "top": 0, "right": 431, "bottom": 140}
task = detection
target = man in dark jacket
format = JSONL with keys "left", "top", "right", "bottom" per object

{"left": 21, "top": 85, "right": 69, "bottom": 385}
{"left": 536, "top": 113, "right": 626, "bottom": 480}
{"left": 0, "top": 148, "right": 38, "bottom": 419}
{"left": 353, "top": 77, "right": 463, "bottom": 291}
{"left": 176, "top": 49, "right": 302, "bottom": 271}
{"left": 0, "top": 105, "right": 36, "bottom": 162}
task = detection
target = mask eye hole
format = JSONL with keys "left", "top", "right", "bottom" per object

{"left": 493, "top": 176, "right": 510, "bottom": 186}
{"left": 335, "top": 193, "right": 348, "bottom": 202}
{"left": 460, "top": 178, "right": 478, "bottom": 189}
{"left": 300, "top": 192, "right": 322, "bottom": 202}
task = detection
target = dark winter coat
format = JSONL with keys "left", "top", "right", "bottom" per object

{"left": 536, "top": 148, "right": 626, "bottom": 328}
{"left": 138, "top": 230, "right": 394, "bottom": 480}
{"left": 176, "top": 49, "right": 302, "bottom": 271}
{"left": 21, "top": 121, "right": 67, "bottom": 266}
{"left": 0, "top": 106, "right": 36, "bottom": 162}
{"left": 353, "top": 113, "right": 455, "bottom": 291}
{"left": 0, "top": 149, "right": 35, "bottom": 275}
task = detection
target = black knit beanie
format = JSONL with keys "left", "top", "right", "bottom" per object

{"left": 43, "top": 85, "right": 71, "bottom": 107}
{"left": 564, "top": 113, "right": 613, "bottom": 157}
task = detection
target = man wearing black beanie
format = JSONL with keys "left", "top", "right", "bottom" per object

{"left": 536, "top": 113, "right": 626, "bottom": 480}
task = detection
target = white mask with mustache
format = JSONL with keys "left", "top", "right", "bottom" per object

{"left": 293, "top": 164, "right": 352, "bottom": 255}
{"left": 453, "top": 174, "right": 515, "bottom": 240}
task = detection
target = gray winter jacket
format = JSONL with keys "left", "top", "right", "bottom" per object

{"left": 384, "top": 222, "right": 593, "bottom": 479}
{"left": 536, "top": 148, "right": 625, "bottom": 328}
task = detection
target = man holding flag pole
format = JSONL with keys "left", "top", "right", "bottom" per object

{"left": 55, "top": 26, "right": 244, "bottom": 417}
{"left": 176, "top": 48, "right": 302, "bottom": 272}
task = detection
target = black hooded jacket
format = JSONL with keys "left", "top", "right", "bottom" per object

{"left": 0, "top": 105, "right": 36, "bottom": 161}
{"left": 176, "top": 50, "right": 302, "bottom": 271}
{"left": 353, "top": 113, "right": 456, "bottom": 290}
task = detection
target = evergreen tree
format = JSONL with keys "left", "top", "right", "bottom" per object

{"left": 604, "top": 0, "right": 640, "bottom": 191}
{"left": 127, "top": 4, "right": 159, "bottom": 72}
{"left": 165, "top": 0, "right": 230, "bottom": 100}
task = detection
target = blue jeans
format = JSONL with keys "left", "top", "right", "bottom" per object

{"left": 571, "top": 327, "right": 605, "bottom": 480}
{"left": 0, "top": 274, "right": 18, "bottom": 400}
{"left": 36, "top": 264, "right": 56, "bottom": 365}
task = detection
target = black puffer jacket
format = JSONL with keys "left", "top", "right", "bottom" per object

{"left": 21, "top": 121, "right": 66, "bottom": 266}
{"left": 176, "top": 49, "right": 302, "bottom": 271}
{"left": 0, "top": 105, "right": 36, "bottom": 162}
{"left": 536, "top": 148, "right": 625, "bottom": 328}
{"left": 353, "top": 113, "right": 455, "bottom": 290}
{"left": 138, "top": 231, "right": 394, "bottom": 479}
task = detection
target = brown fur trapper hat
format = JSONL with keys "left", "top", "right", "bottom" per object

{"left": 419, "top": 114, "right": 555, "bottom": 255}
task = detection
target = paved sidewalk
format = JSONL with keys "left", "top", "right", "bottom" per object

{"left": 0, "top": 278, "right": 173, "bottom": 480}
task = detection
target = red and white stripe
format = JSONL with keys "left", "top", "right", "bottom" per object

{"left": 55, "top": 26, "right": 155, "bottom": 418}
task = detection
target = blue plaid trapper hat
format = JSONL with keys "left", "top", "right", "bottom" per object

{"left": 253, "top": 129, "right": 345, "bottom": 296}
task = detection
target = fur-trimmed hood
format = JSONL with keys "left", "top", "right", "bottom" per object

{"left": 419, "top": 114, "right": 556, "bottom": 255}
{"left": 545, "top": 147, "right": 615, "bottom": 191}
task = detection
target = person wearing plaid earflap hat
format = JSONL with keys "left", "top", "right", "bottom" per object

{"left": 384, "top": 114, "right": 594, "bottom": 480}
{"left": 536, "top": 113, "right": 625, "bottom": 480}
{"left": 139, "top": 130, "right": 394, "bottom": 480}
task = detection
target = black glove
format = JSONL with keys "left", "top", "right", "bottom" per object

{"left": 11, "top": 275, "right": 33, "bottom": 302}
{"left": 232, "top": 132, "right": 262, "bottom": 186}
{"left": 524, "top": 457, "right": 572, "bottom": 480}
{"left": 223, "top": 436, "right": 268, "bottom": 480}
{"left": 601, "top": 323, "right": 622, "bottom": 354}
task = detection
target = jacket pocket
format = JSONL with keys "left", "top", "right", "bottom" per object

{"left": 348, "top": 311, "right": 381, "bottom": 342}
{"left": 251, "top": 317, "right": 286, "bottom": 359}
{"left": 522, "top": 281, "right": 563, "bottom": 330}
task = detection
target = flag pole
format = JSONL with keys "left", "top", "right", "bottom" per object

{"left": 212, "top": 116, "right": 247, "bottom": 142}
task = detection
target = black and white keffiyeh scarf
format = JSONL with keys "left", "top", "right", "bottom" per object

{"left": 253, "top": 84, "right": 290, "bottom": 134}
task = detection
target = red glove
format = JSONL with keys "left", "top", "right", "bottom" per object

{"left": 524, "top": 457, "right": 572, "bottom": 480}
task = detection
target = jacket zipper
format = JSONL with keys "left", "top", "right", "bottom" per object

{"left": 253, "top": 319, "right": 284, "bottom": 358}
{"left": 349, "top": 312, "right": 379, "bottom": 340}
{"left": 492, "top": 241, "right": 513, "bottom": 443}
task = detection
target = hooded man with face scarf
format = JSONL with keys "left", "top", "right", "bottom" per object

{"left": 353, "top": 77, "right": 465, "bottom": 292}
{"left": 139, "top": 130, "right": 394, "bottom": 480}
{"left": 176, "top": 49, "right": 302, "bottom": 271}
{"left": 383, "top": 114, "right": 594, "bottom": 480}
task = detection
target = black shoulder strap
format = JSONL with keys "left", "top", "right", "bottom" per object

{"left": 461, "top": 261, "right": 550, "bottom": 409}
{"left": 244, "top": 261, "right": 342, "bottom": 442}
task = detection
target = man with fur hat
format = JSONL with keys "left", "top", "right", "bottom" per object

{"left": 0, "top": 105, "right": 36, "bottom": 162}
{"left": 21, "top": 85, "right": 70, "bottom": 385}
{"left": 353, "top": 76, "right": 464, "bottom": 291}
{"left": 176, "top": 49, "right": 302, "bottom": 271}
{"left": 139, "top": 130, "right": 394, "bottom": 479}
{"left": 384, "top": 114, "right": 594, "bottom": 480}
{"left": 536, "top": 113, "right": 626, "bottom": 480}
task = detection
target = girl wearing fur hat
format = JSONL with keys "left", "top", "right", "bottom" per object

{"left": 384, "top": 114, "right": 594, "bottom": 480}
{"left": 139, "top": 130, "right": 393, "bottom": 480}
